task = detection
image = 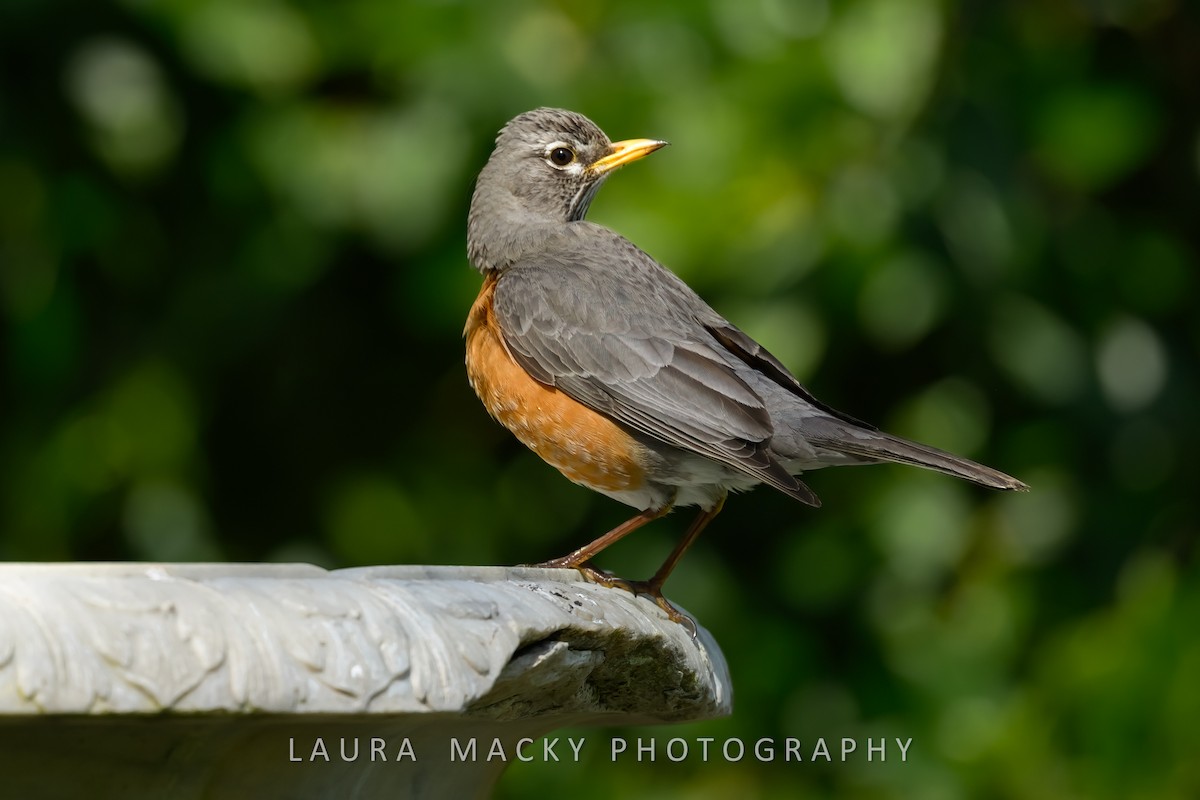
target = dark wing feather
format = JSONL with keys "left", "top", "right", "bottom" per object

{"left": 493, "top": 240, "right": 818, "bottom": 506}
{"left": 707, "top": 323, "right": 877, "bottom": 431}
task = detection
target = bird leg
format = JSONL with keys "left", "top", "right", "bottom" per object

{"left": 531, "top": 501, "right": 673, "bottom": 570}
{"left": 625, "top": 493, "right": 726, "bottom": 623}
{"left": 530, "top": 492, "right": 726, "bottom": 627}
{"left": 648, "top": 492, "right": 726, "bottom": 592}
{"left": 581, "top": 494, "right": 728, "bottom": 627}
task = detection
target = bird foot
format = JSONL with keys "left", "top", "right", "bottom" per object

{"left": 575, "top": 562, "right": 696, "bottom": 635}
{"left": 524, "top": 554, "right": 583, "bottom": 570}
{"left": 522, "top": 559, "right": 696, "bottom": 633}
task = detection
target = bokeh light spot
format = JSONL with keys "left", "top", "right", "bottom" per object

{"left": 995, "top": 469, "right": 1077, "bottom": 567}
{"left": 870, "top": 479, "right": 972, "bottom": 585}
{"left": 501, "top": 8, "right": 586, "bottom": 87}
{"left": 989, "top": 296, "right": 1088, "bottom": 404}
{"left": 858, "top": 250, "right": 947, "bottom": 350}
{"left": 124, "top": 480, "right": 221, "bottom": 562}
{"left": 828, "top": 164, "right": 899, "bottom": 247}
{"left": 1095, "top": 316, "right": 1168, "bottom": 412}
{"left": 893, "top": 378, "right": 991, "bottom": 458}
{"left": 937, "top": 172, "right": 1014, "bottom": 277}
{"left": 1035, "top": 84, "right": 1160, "bottom": 190}
{"left": 64, "top": 38, "right": 183, "bottom": 177}
{"left": 324, "top": 474, "right": 426, "bottom": 565}
{"left": 826, "top": 0, "right": 942, "bottom": 120}
{"left": 181, "top": 0, "right": 319, "bottom": 94}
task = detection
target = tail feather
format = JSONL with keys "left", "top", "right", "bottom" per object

{"left": 806, "top": 424, "right": 1028, "bottom": 492}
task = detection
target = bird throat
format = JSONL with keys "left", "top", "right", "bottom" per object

{"left": 468, "top": 179, "right": 604, "bottom": 272}
{"left": 567, "top": 180, "right": 604, "bottom": 222}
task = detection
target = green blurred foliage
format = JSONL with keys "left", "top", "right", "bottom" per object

{"left": 1, "top": 0, "right": 1197, "bottom": 797}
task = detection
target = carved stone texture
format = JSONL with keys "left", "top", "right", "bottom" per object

{"left": 0, "top": 563, "right": 730, "bottom": 799}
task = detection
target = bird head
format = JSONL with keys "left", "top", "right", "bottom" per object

{"left": 472, "top": 108, "right": 668, "bottom": 229}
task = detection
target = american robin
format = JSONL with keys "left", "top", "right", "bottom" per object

{"left": 465, "top": 107, "right": 1027, "bottom": 621}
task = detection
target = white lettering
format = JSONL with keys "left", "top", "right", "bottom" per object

{"left": 450, "top": 738, "right": 476, "bottom": 762}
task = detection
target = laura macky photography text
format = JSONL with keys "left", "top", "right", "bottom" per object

{"left": 289, "top": 735, "right": 913, "bottom": 765}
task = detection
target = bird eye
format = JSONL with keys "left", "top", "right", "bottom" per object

{"left": 548, "top": 146, "right": 576, "bottom": 167}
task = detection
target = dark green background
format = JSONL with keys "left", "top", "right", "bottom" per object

{"left": 1, "top": 0, "right": 1196, "bottom": 797}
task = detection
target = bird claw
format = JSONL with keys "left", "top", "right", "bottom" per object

{"left": 522, "top": 557, "right": 697, "bottom": 634}
{"left": 575, "top": 562, "right": 697, "bottom": 635}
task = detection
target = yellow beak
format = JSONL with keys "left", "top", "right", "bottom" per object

{"left": 588, "top": 138, "right": 669, "bottom": 176}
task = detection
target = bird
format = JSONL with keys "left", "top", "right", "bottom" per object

{"left": 464, "top": 107, "right": 1027, "bottom": 622}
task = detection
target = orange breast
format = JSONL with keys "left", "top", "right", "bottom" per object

{"left": 465, "top": 272, "right": 646, "bottom": 493}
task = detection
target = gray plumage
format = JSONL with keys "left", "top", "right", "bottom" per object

{"left": 468, "top": 107, "right": 1027, "bottom": 518}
